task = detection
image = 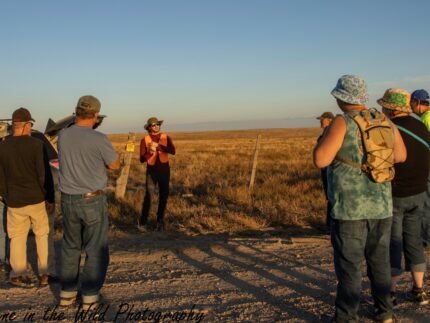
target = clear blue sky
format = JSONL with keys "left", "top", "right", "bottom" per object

{"left": 1, "top": 0, "right": 429, "bottom": 132}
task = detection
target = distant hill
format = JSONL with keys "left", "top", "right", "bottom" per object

{"left": 106, "top": 117, "right": 317, "bottom": 133}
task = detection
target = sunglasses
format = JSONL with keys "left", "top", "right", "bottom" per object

{"left": 150, "top": 123, "right": 161, "bottom": 127}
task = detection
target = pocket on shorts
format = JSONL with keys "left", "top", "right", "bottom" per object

{"left": 78, "top": 197, "right": 102, "bottom": 226}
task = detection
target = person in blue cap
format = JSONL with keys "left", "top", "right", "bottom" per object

{"left": 411, "top": 89, "right": 430, "bottom": 251}
{"left": 411, "top": 89, "right": 430, "bottom": 132}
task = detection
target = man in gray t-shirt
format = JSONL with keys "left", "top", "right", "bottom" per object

{"left": 58, "top": 95, "right": 119, "bottom": 310}
{"left": 58, "top": 125, "right": 117, "bottom": 194}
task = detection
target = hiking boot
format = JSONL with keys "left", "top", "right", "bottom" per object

{"left": 9, "top": 276, "right": 34, "bottom": 288}
{"left": 39, "top": 274, "right": 49, "bottom": 287}
{"left": 0, "top": 261, "right": 9, "bottom": 273}
{"left": 48, "top": 275, "right": 60, "bottom": 283}
{"left": 391, "top": 292, "right": 399, "bottom": 309}
{"left": 156, "top": 221, "right": 165, "bottom": 232}
{"left": 410, "top": 288, "right": 429, "bottom": 305}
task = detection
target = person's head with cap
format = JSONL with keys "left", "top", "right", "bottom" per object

{"left": 12, "top": 107, "right": 35, "bottom": 136}
{"left": 144, "top": 117, "right": 163, "bottom": 134}
{"left": 74, "top": 95, "right": 101, "bottom": 127}
{"left": 0, "top": 122, "right": 9, "bottom": 141}
{"left": 317, "top": 112, "right": 334, "bottom": 129}
{"left": 331, "top": 75, "right": 368, "bottom": 111}
{"left": 75, "top": 95, "right": 101, "bottom": 118}
{"left": 410, "top": 89, "right": 429, "bottom": 117}
{"left": 377, "top": 88, "right": 411, "bottom": 119}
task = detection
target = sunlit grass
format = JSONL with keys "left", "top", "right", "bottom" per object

{"left": 107, "top": 128, "right": 326, "bottom": 234}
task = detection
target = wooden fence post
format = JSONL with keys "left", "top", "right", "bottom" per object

{"left": 115, "top": 132, "right": 136, "bottom": 199}
{"left": 248, "top": 134, "right": 261, "bottom": 193}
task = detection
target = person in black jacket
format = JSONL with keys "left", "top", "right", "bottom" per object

{"left": 0, "top": 108, "right": 54, "bottom": 288}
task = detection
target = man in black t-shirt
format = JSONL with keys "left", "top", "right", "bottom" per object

{"left": 379, "top": 88, "right": 430, "bottom": 306}
{"left": 0, "top": 108, "right": 54, "bottom": 288}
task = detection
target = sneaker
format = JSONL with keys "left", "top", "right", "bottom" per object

{"left": 373, "top": 309, "right": 393, "bottom": 323}
{"left": 82, "top": 301, "right": 100, "bottom": 311}
{"left": 82, "top": 295, "right": 101, "bottom": 310}
{"left": 9, "top": 276, "right": 34, "bottom": 288}
{"left": 59, "top": 295, "right": 77, "bottom": 307}
{"left": 39, "top": 274, "right": 49, "bottom": 287}
{"left": 410, "top": 288, "right": 429, "bottom": 306}
{"left": 137, "top": 224, "right": 147, "bottom": 233}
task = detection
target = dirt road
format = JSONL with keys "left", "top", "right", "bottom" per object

{"left": 1, "top": 229, "right": 429, "bottom": 322}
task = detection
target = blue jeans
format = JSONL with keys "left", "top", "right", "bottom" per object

{"left": 331, "top": 218, "right": 393, "bottom": 323}
{"left": 422, "top": 176, "right": 430, "bottom": 248}
{"left": 60, "top": 193, "right": 109, "bottom": 299}
{"left": 391, "top": 192, "right": 426, "bottom": 276}
{"left": 0, "top": 200, "right": 9, "bottom": 264}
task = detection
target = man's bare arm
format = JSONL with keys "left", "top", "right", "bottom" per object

{"left": 391, "top": 123, "right": 407, "bottom": 163}
{"left": 313, "top": 115, "right": 346, "bottom": 168}
{"left": 107, "top": 157, "right": 121, "bottom": 170}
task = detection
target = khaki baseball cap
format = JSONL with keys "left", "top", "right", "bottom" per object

{"left": 75, "top": 95, "right": 101, "bottom": 114}
{"left": 316, "top": 112, "right": 334, "bottom": 120}
{"left": 0, "top": 122, "right": 9, "bottom": 139}
{"left": 144, "top": 117, "right": 163, "bottom": 130}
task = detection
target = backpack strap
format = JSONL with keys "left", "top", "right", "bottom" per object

{"left": 334, "top": 155, "right": 367, "bottom": 171}
{"left": 396, "top": 125, "right": 430, "bottom": 150}
{"left": 334, "top": 112, "right": 366, "bottom": 171}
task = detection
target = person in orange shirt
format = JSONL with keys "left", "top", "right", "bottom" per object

{"left": 139, "top": 117, "right": 176, "bottom": 231}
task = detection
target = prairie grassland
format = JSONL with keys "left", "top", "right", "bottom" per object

{"left": 107, "top": 128, "right": 326, "bottom": 234}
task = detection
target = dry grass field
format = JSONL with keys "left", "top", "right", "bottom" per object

{"left": 107, "top": 127, "right": 325, "bottom": 234}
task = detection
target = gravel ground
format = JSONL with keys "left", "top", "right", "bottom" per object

{"left": 1, "top": 229, "right": 429, "bottom": 322}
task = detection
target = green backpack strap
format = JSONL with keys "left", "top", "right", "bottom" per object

{"left": 396, "top": 125, "right": 430, "bottom": 151}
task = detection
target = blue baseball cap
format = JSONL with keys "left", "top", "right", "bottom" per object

{"left": 411, "top": 89, "right": 429, "bottom": 102}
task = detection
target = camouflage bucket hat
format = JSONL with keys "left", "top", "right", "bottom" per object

{"left": 144, "top": 117, "right": 163, "bottom": 130}
{"left": 331, "top": 75, "right": 369, "bottom": 105}
{"left": 377, "top": 88, "right": 412, "bottom": 113}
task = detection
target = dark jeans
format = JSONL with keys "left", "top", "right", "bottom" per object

{"left": 60, "top": 193, "right": 109, "bottom": 297}
{"left": 140, "top": 172, "right": 170, "bottom": 225}
{"left": 390, "top": 192, "right": 426, "bottom": 276}
{"left": 331, "top": 218, "right": 393, "bottom": 323}
{"left": 422, "top": 175, "right": 430, "bottom": 247}
{"left": 321, "top": 167, "right": 333, "bottom": 228}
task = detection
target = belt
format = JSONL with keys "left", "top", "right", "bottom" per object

{"left": 84, "top": 190, "right": 104, "bottom": 198}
